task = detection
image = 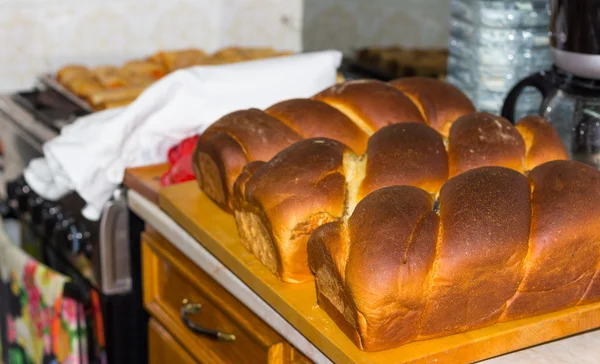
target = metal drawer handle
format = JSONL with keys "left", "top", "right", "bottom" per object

{"left": 180, "top": 299, "right": 236, "bottom": 341}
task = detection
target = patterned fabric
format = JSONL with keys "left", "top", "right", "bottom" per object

{"left": 0, "top": 231, "right": 87, "bottom": 364}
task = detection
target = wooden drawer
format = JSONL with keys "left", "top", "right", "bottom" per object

{"left": 142, "top": 230, "right": 311, "bottom": 364}
{"left": 149, "top": 318, "right": 197, "bottom": 364}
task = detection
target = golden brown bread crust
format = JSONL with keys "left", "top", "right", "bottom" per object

{"left": 359, "top": 122, "right": 448, "bottom": 198}
{"left": 308, "top": 162, "right": 600, "bottom": 351}
{"left": 308, "top": 186, "right": 439, "bottom": 351}
{"left": 204, "top": 109, "right": 302, "bottom": 161}
{"left": 515, "top": 115, "right": 568, "bottom": 170}
{"left": 502, "top": 160, "right": 600, "bottom": 319}
{"left": 265, "top": 99, "right": 369, "bottom": 153}
{"left": 193, "top": 131, "right": 248, "bottom": 212}
{"left": 312, "top": 80, "right": 425, "bottom": 135}
{"left": 420, "top": 167, "right": 530, "bottom": 337}
{"left": 308, "top": 221, "right": 362, "bottom": 345}
{"left": 309, "top": 167, "right": 534, "bottom": 350}
{"left": 196, "top": 78, "right": 562, "bottom": 216}
{"left": 447, "top": 112, "right": 526, "bottom": 177}
{"left": 234, "top": 115, "right": 566, "bottom": 287}
{"left": 194, "top": 109, "right": 302, "bottom": 210}
{"left": 389, "top": 77, "right": 475, "bottom": 136}
{"left": 233, "top": 161, "right": 266, "bottom": 203}
{"left": 233, "top": 138, "right": 349, "bottom": 282}
{"left": 345, "top": 186, "right": 438, "bottom": 350}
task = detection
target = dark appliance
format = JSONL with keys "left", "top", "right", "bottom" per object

{"left": 502, "top": 0, "right": 600, "bottom": 167}
{"left": 0, "top": 81, "right": 147, "bottom": 364}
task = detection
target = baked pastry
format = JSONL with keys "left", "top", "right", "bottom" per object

{"left": 92, "top": 66, "right": 125, "bottom": 88}
{"left": 358, "top": 122, "right": 448, "bottom": 200}
{"left": 356, "top": 46, "right": 449, "bottom": 79}
{"left": 122, "top": 60, "right": 166, "bottom": 79}
{"left": 194, "top": 79, "right": 445, "bottom": 210}
{"left": 148, "top": 49, "right": 208, "bottom": 71}
{"left": 193, "top": 109, "right": 303, "bottom": 212}
{"left": 194, "top": 95, "right": 383, "bottom": 211}
{"left": 97, "top": 98, "right": 136, "bottom": 110}
{"left": 232, "top": 116, "right": 565, "bottom": 283}
{"left": 234, "top": 139, "right": 350, "bottom": 282}
{"left": 307, "top": 160, "right": 600, "bottom": 351}
{"left": 56, "top": 65, "right": 90, "bottom": 84}
{"left": 265, "top": 98, "right": 369, "bottom": 154}
{"left": 195, "top": 79, "right": 563, "bottom": 215}
{"left": 502, "top": 160, "right": 600, "bottom": 318}
{"left": 56, "top": 47, "right": 294, "bottom": 110}
{"left": 312, "top": 80, "right": 425, "bottom": 134}
{"left": 389, "top": 77, "right": 476, "bottom": 136}
{"left": 514, "top": 115, "right": 568, "bottom": 170}
{"left": 86, "top": 86, "right": 147, "bottom": 109}
{"left": 447, "top": 112, "right": 526, "bottom": 177}
{"left": 64, "top": 76, "right": 105, "bottom": 97}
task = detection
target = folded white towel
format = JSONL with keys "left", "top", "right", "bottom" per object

{"left": 24, "top": 50, "right": 343, "bottom": 220}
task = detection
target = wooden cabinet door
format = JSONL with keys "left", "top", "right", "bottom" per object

{"left": 149, "top": 318, "right": 197, "bottom": 364}
{"left": 142, "top": 230, "right": 311, "bottom": 364}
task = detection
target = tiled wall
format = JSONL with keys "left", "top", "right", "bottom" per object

{"left": 303, "top": 0, "right": 449, "bottom": 54}
{"left": 0, "top": 0, "right": 302, "bottom": 92}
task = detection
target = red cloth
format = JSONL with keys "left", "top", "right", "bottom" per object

{"left": 160, "top": 135, "right": 199, "bottom": 186}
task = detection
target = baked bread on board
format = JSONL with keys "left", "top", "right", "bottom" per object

{"left": 194, "top": 77, "right": 478, "bottom": 211}
{"left": 233, "top": 113, "right": 567, "bottom": 283}
{"left": 307, "top": 160, "right": 600, "bottom": 351}
{"left": 189, "top": 76, "right": 587, "bottom": 352}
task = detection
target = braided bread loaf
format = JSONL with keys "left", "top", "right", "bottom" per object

{"left": 193, "top": 78, "right": 475, "bottom": 212}
{"left": 233, "top": 113, "right": 567, "bottom": 283}
{"left": 307, "top": 160, "right": 600, "bottom": 351}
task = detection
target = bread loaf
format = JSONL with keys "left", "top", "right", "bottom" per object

{"left": 307, "top": 160, "right": 600, "bottom": 351}
{"left": 193, "top": 98, "right": 372, "bottom": 211}
{"left": 232, "top": 114, "right": 565, "bottom": 283}
{"left": 195, "top": 78, "right": 477, "bottom": 211}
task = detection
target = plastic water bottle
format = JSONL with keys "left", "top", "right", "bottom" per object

{"left": 446, "top": 0, "right": 552, "bottom": 118}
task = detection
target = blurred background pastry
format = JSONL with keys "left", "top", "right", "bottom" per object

{"left": 56, "top": 46, "right": 294, "bottom": 110}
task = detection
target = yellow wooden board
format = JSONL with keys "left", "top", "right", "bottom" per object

{"left": 160, "top": 181, "right": 600, "bottom": 364}
{"left": 124, "top": 163, "right": 169, "bottom": 205}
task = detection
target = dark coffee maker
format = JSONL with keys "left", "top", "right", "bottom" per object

{"left": 502, "top": 0, "right": 600, "bottom": 167}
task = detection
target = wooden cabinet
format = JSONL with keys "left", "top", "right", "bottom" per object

{"left": 148, "top": 318, "right": 196, "bottom": 364}
{"left": 142, "top": 229, "right": 311, "bottom": 364}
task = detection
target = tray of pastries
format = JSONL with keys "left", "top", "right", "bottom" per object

{"left": 44, "top": 47, "right": 293, "bottom": 112}
{"left": 350, "top": 46, "right": 449, "bottom": 80}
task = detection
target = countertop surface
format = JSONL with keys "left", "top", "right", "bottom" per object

{"left": 128, "top": 189, "right": 600, "bottom": 363}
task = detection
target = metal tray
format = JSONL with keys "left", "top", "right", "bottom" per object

{"left": 37, "top": 73, "right": 94, "bottom": 113}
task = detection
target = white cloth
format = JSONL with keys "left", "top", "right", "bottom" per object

{"left": 24, "top": 50, "right": 343, "bottom": 220}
